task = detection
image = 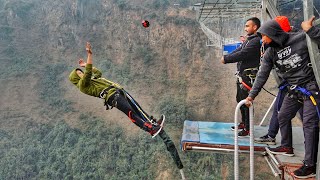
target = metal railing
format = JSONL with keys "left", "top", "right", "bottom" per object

{"left": 234, "top": 99, "right": 254, "bottom": 180}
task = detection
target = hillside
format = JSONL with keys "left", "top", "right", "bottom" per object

{"left": 0, "top": 0, "right": 277, "bottom": 179}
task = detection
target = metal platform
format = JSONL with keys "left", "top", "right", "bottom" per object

{"left": 181, "top": 120, "right": 316, "bottom": 179}
{"left": 181, "top": 120, "right": 280, "bottom": 152}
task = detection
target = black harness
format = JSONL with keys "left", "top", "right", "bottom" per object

{"left": 99, "top": 86, "right": 122, "bottom": 110}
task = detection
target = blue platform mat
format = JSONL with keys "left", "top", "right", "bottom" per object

{"left": 181, "top": 120, "right": 273, "bottom": 150}
{"left": 181, "top": 120, "right": 307, "bottom": 175}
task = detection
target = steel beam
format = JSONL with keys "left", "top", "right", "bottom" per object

{"left": 302, "top": 0, "right": 320, "bottom": 179}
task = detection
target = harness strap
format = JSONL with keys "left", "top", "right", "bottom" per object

{"left": 100, "top": 86, "right": 122, "bottom": 110}
{"left": 235, "top": 72, "right": 252, "bottom": 91}
{"left": 242, "top": 68, "right": 259, "bottom": 76}
{"left": 278, "top": 83, "right": 320, "bottom": 118}
{"left": 99, "top": 86, "right": 115, "bottom": 98}
{"left": 240, "top": 68, "right": 259, "bottom": 85}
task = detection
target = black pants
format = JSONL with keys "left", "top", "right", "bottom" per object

{"left": 267, "top": 88, "right": 304, "bottom": 138}
{"left": 107, "top": 92, "right": 151, "bottom": 132}
{"left": 236, "top": 76, "right": 252, "bottom": 130}
{"left": 278, "top": 81, "right": 320, "bottom": 166}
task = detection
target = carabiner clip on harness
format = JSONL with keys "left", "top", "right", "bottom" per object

{"left": 243, "top": 68, "right": 259, "bottom": 85}
{"left": 99, "top": 86, "right": 119, "bottom": 110}
{"left": 235, "top": 72, "right": 252, "bottom": 91}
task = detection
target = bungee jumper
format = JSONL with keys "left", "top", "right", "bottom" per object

{"left": 69, "top": 42, "right": 164, "bottom": 137}
{"left": 69, "top": 42, "right": 184, "bottom": 174}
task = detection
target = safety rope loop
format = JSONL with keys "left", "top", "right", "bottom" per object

{"left": 128, "top": 111, "right": 136, "bottom": 123}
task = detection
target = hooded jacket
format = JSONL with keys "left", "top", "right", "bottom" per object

{"left": 249, "top": 20, "right": 320, "bottom": 98}
{"left": 69, "top": 64, "right": 122, "bottom": 101}
{"left": 224, "top": 34, "right": 261, "bottom": 73}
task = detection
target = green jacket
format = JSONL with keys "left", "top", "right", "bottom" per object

{"left": 69, "top": 64, "right": 122, "bottom": 101}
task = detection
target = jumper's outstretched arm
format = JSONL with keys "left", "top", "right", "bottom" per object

{"left": 86, "top": 42, "right": 93, "bottom": 65}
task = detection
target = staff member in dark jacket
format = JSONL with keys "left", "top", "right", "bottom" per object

{"left": 246, "top": 17, "right": 320, "bottom": 178}
{"left": 221, "top": 17, "right": 261, "bottom": 136}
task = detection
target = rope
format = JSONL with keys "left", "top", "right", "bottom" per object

{"left": 262, "top": 87, "right": 277, "bottom": 97}
{"left": 180, "top": 169, "right": 186, "bottom": 180}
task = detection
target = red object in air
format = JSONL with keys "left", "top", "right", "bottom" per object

{"left": 142, "top": 20, "right": 150, "bottom": 28}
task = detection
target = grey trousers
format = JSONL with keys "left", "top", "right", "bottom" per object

{"left": 278, "top": 81, "right": 320, "bottom": 166}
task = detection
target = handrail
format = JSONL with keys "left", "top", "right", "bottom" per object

{"left": 234, "top": 99, "right": 254, "bottom": 180}
{"left": 302, "top": 0, "right": 320, "bottom": 179}
{"left": 259, "top": 97, "right": 276, "bottom": 126}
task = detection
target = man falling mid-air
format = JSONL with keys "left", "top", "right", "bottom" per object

{"left": 69, "top": 42, "right": 184, "bottom": 172}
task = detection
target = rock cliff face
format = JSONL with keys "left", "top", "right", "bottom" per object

{"left": 0, "top": 0, "right": 276, "bottom": 130}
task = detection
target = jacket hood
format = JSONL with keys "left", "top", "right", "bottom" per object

{"left": 69, "top": 68, "right": 81, "bottom": 87}
{"left": 257, "top": 20, "right": 289, "bottom": 47}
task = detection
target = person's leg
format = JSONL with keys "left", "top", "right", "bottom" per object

{"left": 293, "top": 100, "right": 319, "bottom": 177}
{"left": 293, "top": 82, "right": 320, "bottom": 178}
{"left": 267, "top": 106, "right": 279, "bottom": 138}
{"left": 236, "top": 81, "right": 246, "bottom": 126}
{"left": 278, "top": 95, "right": 302, "bottom": 147}
{"left": 108, "top": 93, "right": 156, "bottom": 133}
{"left": 301, "top": 99, "right": 319, "bottom": 166}
{"left": 240, "top": 105, "right": 249, "bottom": 130}
{"left": 239, "top": 77, "right": 250, "bottom": 131}
{"left": 268, "top": 89, "right": 287, "bottom": 138}
{"left": 254, "top": 94, "right": 281, "bottom": 144}
{"left": 267, "top": 95, "right": 301, "bottom": 156}
{"left": 124, "top": 91, "right": 151, "bottom": 119}
{"left": 232, "top": 81, "right": 246, "bottom": 130}
{"left": 236, "top": 77, "right": 251, "bottom": 136}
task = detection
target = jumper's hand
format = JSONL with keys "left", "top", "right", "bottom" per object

{"left": 86, "top": 42, "right": 92, "bottom": 54}
{"left": 301, "top": 16, "right": 315, "bottom": 32}
{"left": 78, "top": 58, "right": 86, "bottom": 67}
{"left": 245, "top": 97, "right": 254, "bottom": 107}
